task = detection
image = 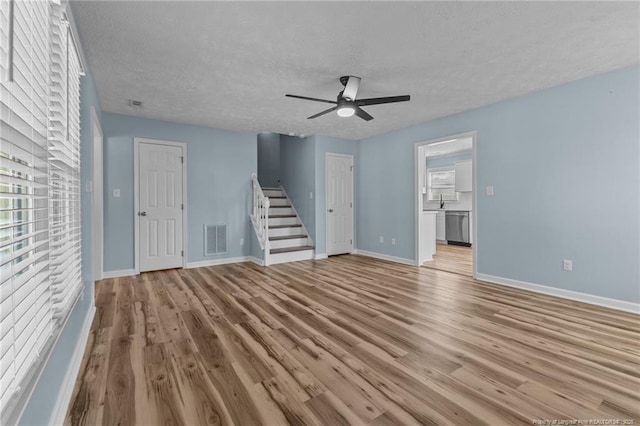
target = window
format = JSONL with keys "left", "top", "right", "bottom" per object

{"left": 427, "top": 167, "right": 459, "bottom": 201}
{"left": 0, "top": 1, "right": 83, "bottom": 422}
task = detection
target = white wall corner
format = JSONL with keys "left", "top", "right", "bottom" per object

{"left": 354, "top": 250, "right": 417, "bottom": 267}
{"left": 475, "top": 273, "right": 640, "bottom": 314}
{"left": 249, "top": 256, "right": 265, "bottom": 266}
{"left": 49, "top": 304, "right": 96, "bottom": 425}
{"left": 314, "top": 253, "right": 328, "bottom": 260}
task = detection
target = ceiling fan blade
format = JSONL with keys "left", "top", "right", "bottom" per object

{"left": 307, "top": 106, "right": 338, "bottom": 119}
{"left": 356, "top": 95, "right": 410, "bottom": 106}
{"left": 354, "top": 106, "right": 373, "bottom": 121}
{"left": 286, "top": 94, "right": 337, "bottom": 104}
{"left": 342, "top": 76, "right": 361, "bottom": 101}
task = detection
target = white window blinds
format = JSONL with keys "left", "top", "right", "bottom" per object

{"left": 0, "top": 0, "right": 83, "bottom": 422}
{"left": 427, "top": 168, "right": 459, "bottom": 201}
{"left": 1, "top": 0, "right": 53, "bottom": 414}
{"left": 48, "top": 2, "right": 82, "bottom": 319}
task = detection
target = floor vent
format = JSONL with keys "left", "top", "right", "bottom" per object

{"left": 204, "top": 224, "right": 227, "bottom": 255}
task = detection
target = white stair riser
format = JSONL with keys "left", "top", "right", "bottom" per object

{"left": 268, "top": 249, "right": 314, "bottom": 265}
{"left": 263, "top": 189, "right": 283, "bottom": 197}
{"left": 269, "top": 226, "right": 303, "bottom": 237}
{"left": 269, "top": 207, "right": 294, "bottom": 216}
{"left": 269, "top": 217, "right": 298, "bottom": 226}
{"left": 269, "top": 237, "right": 308, "bottom": 250}
{"left": 268, "top": 198, "right": 289, "bottom": 206}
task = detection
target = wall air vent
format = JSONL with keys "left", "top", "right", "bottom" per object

{"left": 204, "top": 224, "right": 227, "bottom": 255}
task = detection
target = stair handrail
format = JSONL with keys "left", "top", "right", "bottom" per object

{"left": 250, "top": 173, "right": 269, "bottom": 252}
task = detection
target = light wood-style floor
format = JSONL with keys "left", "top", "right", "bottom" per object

{"left": 66, "top": 255, "right": 640, "bottom": 426}
{"left": 423, "top": 243, "right": 473, "bottom": 276}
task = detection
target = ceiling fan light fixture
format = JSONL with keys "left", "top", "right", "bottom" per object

{"left": 337, "top": 105, "right": 355, "bottom": 117}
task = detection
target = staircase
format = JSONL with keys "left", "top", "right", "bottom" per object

{"left": 250, "top": 174, "right": 314, "bottom": 265}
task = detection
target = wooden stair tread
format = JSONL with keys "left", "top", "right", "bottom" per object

{"left": 262, "top": 187, "right": 281, "bottom": 190}
{"left": 268, "top": 196, "right": 286, "bottom": 199}
{"left": 270, "top": 214, "right": 296, "bottom": 218}
{"left": 269, "top": 224, "right": 302, "bottom": 229}
{"left": 269, "top": 205, "right": 292, "bottom": 208}
{"left": 270, "top": 245, "right": 314, "bottom": 255}
{"left": 269, "top": 234, "right": 307, "bottom": 241}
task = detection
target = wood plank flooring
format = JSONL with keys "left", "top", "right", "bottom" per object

{"left": 423, "top": 244, "right": 473, "bottom": 277}
{"left": 65, "top": 255, "right": 640, "bottom": 425}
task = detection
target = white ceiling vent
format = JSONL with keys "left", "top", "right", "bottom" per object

{"left": 204, "top": 224, "right": 227, "bottom": 255}
{"left": 128, "top": 99, "right": 143, "bottom": 108}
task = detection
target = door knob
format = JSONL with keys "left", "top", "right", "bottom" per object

{"left": 138, "top": 211, "right": 147, "bottom": 216}
{"left": 328, "top": 209, "right": 334, "bottom": 212}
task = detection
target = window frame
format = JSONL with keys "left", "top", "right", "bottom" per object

{"left": 426, "top": 166, "right": 459, "bottom": 202}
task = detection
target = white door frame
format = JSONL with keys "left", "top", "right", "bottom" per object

{"left": 414, "top": 131, "right": 478, "bottom": 278}
{"left": 91, "top": 108, "right": 103, "bottom": 281}
{"left": 133, "top": 137, "right": 188, "bottom": 274}
{"left": 325, "top": 152, "right": 355, "bottom": 256}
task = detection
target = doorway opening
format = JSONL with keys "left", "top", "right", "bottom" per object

{"left": 92, "top": 108, "right": 103, "bottom": 281}
{"left": 415, "top": 132, "right": 477, "bottom": 277}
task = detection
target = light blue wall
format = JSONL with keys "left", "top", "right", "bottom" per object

{"left": 314, "top": 135, "right": 359, "bottom": 254}
{"left": 257, "top": 132, "right": 281, "bottom": 187}
{"left": 101, "top": 113, "right": 257, "bottom": 271}
{"left": 357, "top": 65, "right": 640, "bottom": 303}
{"left": 19, "top": 70, "right": 101, "bottom": 425}
{"left": 279, "top": 135, "right": 317, "bottom": 241}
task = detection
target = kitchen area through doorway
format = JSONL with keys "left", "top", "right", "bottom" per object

{"left": 417, "top": 134, "right": 474, "bottom": 277}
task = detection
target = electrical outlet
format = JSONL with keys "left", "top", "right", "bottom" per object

{"left": 563, "top": 259, "right": 572, "bottom": 271}
{"left": 379, "top": 235, "right": 384, "bottom": 243}
{"left": 113, "top": 189, "right": 120, "bottom": 198}
{"left": 485, "top": 186, "right": 495, "bottom": 196}
{"left": 391, "top": 238, "right": 396, "bottom": 245}
{"left": 309, "top": 192, "right": 313, "bottom": 199}
{"left": 239, "top": 238, "right": 244, "bottom": 246}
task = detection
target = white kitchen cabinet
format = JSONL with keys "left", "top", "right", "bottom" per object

{"left": 420, "top": 211, "right": 437, "bottom": 263}
{"left": 436, "top": 210, "right": 446, "bottom": 241}
{"left": 455, "top": 160, "right": 472, "bottom": 192}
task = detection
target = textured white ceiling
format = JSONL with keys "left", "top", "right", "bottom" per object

{"left": 71, "top": 1, "right": 639, "bottom": 140}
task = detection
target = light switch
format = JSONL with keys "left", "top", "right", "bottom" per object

{"left": 85, "top": 179, "right": 93, "bottom": 193}
{"left": 113, "top": 189, "right": 121, "bottom": 198}
{"left": 485, "top": 186, "right": 494, "bottom": 196}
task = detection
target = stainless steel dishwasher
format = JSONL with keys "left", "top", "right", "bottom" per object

{"left": 445, "top": 211, "right": 471, "bottom": 246}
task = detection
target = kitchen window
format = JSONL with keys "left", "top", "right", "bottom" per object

{"left": 427, "top": 167, "right": 459, "bottom": 201}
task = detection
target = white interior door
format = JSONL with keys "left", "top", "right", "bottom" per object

{"left": 326, "top": 154, "right": 354, "bottom": 256}
{"left": 138, "top": 142, "right": 184, "bottom": 272}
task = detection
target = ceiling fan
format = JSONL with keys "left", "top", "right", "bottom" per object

{"left": 285, "top": 76, "right": 410, "bottom": 121}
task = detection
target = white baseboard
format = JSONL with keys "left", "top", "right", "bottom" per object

{"left": 475, "top": 273, "right": 640, "bottom": 314}
{"left": 354, "top": 250, "right": 416, "bottom": 267}
{"left": 102, "top": 269, "right": 136, "bottom": 279}
{"left": 186, "top": 256, "right": 250, "bottom": 269}
{"left": 314, "top": 253, "right": 328, "bottom": 260}
{"left": 267, "top": 249, "right": 314, "bottom": 265}
{"left": 49, "top": 303, "right": 96, "bottom": 425}
{"left": 249, "top": 256, "right": 264, "bottom": 266}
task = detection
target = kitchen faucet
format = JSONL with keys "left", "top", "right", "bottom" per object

{"left": 440, "top": 194, "right": 445, "bottom": 209}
